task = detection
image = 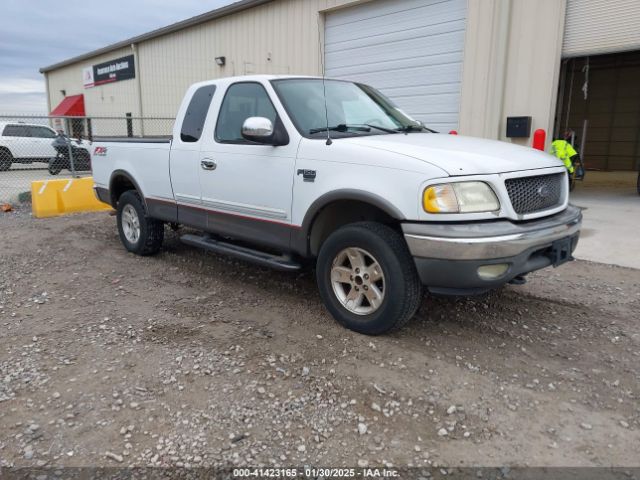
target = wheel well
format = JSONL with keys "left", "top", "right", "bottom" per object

{"left": 109, "top": 175, "right": 136, "bottom": 207}
{"left": 308, "top": 200, "right": 399, "bottom": 256}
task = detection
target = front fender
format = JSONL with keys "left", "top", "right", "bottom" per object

{"left": 290, "top": 189, "right": 406, "bottom": 257}
{"left": 301, "top": 189, "right": 405, "bottom": 230}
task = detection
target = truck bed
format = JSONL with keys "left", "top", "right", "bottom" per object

{"left": 91, "top": 138, "right": 174, "bottom": 209}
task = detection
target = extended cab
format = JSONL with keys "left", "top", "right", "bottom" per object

{"left": 92, "top": 75, "right": 581, "bottom": 335}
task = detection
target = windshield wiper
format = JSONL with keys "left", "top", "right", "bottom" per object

{"left": 309, "top": 124, "right": 371, "bottom": 134}
{"left": 309, "top": 123, "right": 400, "bottom": 135}
{"left": 397, "top": 124, "right": 437, "bottom": 133}
{"left": 361, "top": 124, "right": 399, "bottom": 134}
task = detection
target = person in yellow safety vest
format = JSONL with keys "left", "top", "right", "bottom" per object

{"left": 550, "top": 131, "right": 578, "bottom": 176}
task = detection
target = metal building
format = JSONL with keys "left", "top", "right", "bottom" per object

{"left": 40, "top": 0, "right": 640, "bottom": 171}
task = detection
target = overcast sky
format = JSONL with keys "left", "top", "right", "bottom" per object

{"left": 0, "top": 0, "right": 236, "bottom": 114}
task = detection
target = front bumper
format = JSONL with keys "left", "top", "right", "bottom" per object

{"left": 402, "top": 205, "right": 582, "bottom": 294}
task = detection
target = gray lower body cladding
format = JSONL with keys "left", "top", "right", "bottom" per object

{"left": 402, "top": 206, "right": 582, "bottom": 294}
{"left": 94, "top": 186, "right": 111, "bottom": 205}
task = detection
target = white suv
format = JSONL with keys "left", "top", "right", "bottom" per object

{"left": 0, "top": 122, "right": 58, "bottom": 171}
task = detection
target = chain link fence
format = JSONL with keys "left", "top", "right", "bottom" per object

{"left": 0, "top": 115, "right": 174, "bottom": 205}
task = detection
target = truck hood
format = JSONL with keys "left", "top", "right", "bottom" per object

{"left": 342, "top": 133, "right": 562, "bottom": 176}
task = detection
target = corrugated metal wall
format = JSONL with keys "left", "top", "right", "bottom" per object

{"left": 46, "top": 0, "right": 361, "bottom": 120}
{"left": 563, "top": 0, "right": 640, "bottom": 58}
{"left": 43, "top": 0, "right": 589, "bottom": 148}
{"left": 46, "top": 46, "right": 139, "bottom": 119}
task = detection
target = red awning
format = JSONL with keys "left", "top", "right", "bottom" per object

{"left": 50, "top": 94, "right": 85, "bottom": 116}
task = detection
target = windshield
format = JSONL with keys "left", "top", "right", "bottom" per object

{"left": 271, "top": 78, "right": 426, "bottom": 138}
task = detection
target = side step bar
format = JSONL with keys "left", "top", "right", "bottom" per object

{"left": 180, "top": 233, "right": 302, "bottom": 271}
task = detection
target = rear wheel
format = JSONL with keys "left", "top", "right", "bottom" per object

{"left": 116, "top": 190, "right": 164, "bottom": 255}
{"left": 316, "top": 222, "right": 422, "bottom": 335}
{"left": 0, "top": 149, "right": 13, "bottom": 171}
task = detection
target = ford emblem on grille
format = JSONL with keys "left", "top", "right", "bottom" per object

{"left": 505, "top": 173, "right": 563, "bottom": 214}
{"left": 537, "top": 185, "right": 551, "bottom": 198}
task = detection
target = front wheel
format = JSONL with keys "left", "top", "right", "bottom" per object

{"left": 116, "top": 190, "right": 164, "bottom": 255}
{"left": 316, "top": 222, "right": 422, "bottom": 335}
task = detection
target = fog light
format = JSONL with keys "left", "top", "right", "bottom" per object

{"left": 477, "top": 263, "right": 510, "bottom": 280}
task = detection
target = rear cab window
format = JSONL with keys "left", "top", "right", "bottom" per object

{"left": 180, "top": 85, "right": 217, "bottom": 143}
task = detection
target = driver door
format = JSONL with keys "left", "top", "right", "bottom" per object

{"left": 198, "top": 81, "right": 297, "bottom": 251}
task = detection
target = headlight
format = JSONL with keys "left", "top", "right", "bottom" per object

{"left": 423, "top": 182, "right": 499, "bottom": 213}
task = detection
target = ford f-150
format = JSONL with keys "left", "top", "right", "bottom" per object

{"left": 92, "top": 75, "right": 582, "bottom": 335}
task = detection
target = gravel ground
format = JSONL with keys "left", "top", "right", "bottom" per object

{"left": 0, "top": 209, "right": 639, "bottom": 470}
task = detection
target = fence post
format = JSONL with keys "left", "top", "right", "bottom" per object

{"left": 66, "top": 135, "right": 77, "bottom": 178}
{"left": 126, "top": 113, "right": 133, "bottom": 137}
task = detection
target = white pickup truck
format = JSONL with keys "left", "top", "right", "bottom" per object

{"left": 92, "top": 75, "right": 581, "bottom": 335}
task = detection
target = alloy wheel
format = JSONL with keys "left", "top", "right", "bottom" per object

{"left": 330, "top": 247, "right": 385, "bottom": 315}
{"left": 122, "top": 204, "right": 141, "bottom": 244}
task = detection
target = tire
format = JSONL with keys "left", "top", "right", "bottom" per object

{"left": 48, "top": 158, "right": 63, "bottom": 175}
{"left": 0, "top": 149, "right": 13, "bottom": 171}
{"left": 316, "top": 221, "right": 422, "bottom": 335}
{"left": 116, "top": 190, "right": 164, "bottom": 256}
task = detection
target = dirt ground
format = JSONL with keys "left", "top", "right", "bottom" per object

{"left": 0, "top": 208, "right": 639, "bottom": 470}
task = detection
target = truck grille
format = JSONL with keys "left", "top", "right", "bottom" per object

{"left": 505, "top": 173, "right": 564, "bottom": 214}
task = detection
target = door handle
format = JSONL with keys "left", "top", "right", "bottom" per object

{"left": 201, "top": 159, "right": 216, "bottom": 171}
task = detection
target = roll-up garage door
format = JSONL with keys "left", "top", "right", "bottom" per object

{"left": 324, "top": 0, "right": 467, "bottom": 133}
{"left": 563, "top": 0, "right": 640, "bottom": 58}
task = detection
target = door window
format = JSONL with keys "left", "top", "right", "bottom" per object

{"left": 215, "top": 83, "right": 277, "bottom": 143}
{"left": 29, "top": 126, "right": 57, "bottom": 138}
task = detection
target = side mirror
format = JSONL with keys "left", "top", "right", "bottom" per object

{"left": 241, "top": 117, "right": 274, "bottom": 144}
